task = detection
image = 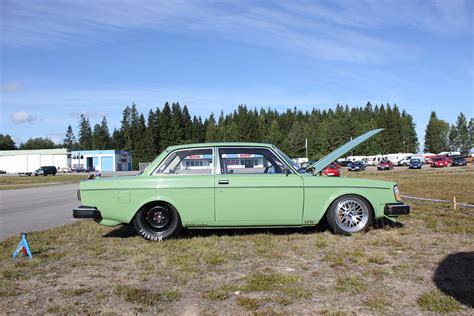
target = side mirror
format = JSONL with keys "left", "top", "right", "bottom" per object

{"left": 284, "top": 167, "right": 291, "bottom": 176}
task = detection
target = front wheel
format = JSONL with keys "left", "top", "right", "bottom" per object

{"left": 326, "top": 195, "right": 373, "bottom": 235}
{"left": 133, "top": 203, "right": 181, "bottom": 241}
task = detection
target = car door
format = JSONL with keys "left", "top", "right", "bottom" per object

{"left": 152, "top": 147, "right": 215, "bottom": 223}
{"left": 214, "top": 146, "right": 304, "bottom": 226}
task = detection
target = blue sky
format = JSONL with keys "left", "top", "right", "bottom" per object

{"left": 1, "top": 0, "right": 473, "bottom": 148}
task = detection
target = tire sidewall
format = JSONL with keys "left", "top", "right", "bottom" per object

{"left": 326, "top": 195, "right": 373, "bottom": 236}
{"left": 133, "top": 204, "right": 181, "bottom": 241}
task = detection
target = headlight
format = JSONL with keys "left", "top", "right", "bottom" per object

{"left": 393, "top": 185, "right": 402, "bottom": 202}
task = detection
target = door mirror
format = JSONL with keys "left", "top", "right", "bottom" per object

{"left": 284, "top": 167, "right": 291, "bottom": 176}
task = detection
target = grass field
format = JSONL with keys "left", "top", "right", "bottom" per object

{"left": 0, "top": 174, "right": 88, "bottom": 190}
{"left": 0, "top": 167, "right": 473, "bottom": 314}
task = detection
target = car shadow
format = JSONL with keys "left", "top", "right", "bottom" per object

{"left": 102, "top": 218, "right": 404, "bottom": 239}
{"left": 102, "top": 224, "right": 326, "bottom": 239}
{"left": 102, "top": 225, "right": 137, "bottom": 238}
{"left": 433, "top": 251, "right": 474, "bottom": 308}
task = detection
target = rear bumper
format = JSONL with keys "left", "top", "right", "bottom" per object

{"left": 73, "top": 205, "right": 102, "bottom": 221}
{"left": 384, "top": 203, "right": 410, "bottom": 216}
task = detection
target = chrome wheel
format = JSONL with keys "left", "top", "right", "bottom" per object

{"left": 334, "top": 198, "right": 369, "bottom": 233}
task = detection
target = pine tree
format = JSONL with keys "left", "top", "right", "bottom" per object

{"left": 205, "top": 114, "right": 218, "bottom": 142}
{"left": 158, "top": 103, "right": 172, "bottom": 150}
{"left": 182, "top": 105, "right": 193, "bottom": 143}
{"left": 91, "top": 116, "right": 111, "bottom": 150}
{"left": 170, "top": 102, "right": 184, "bottom": 145}
{"left": 455, "top": 113, "right": 470, "bottom": 155}
{"left": 424, "top": 111, "right": 449, "bottom": 153}
{"left": 63, "top": 125, "right": 76, "bottom": 150}
{"left": 448, "top": 124, "right": 458, "bottom": 151}
{"left": 78, "top": 114, "right": 92, "bottom": 149}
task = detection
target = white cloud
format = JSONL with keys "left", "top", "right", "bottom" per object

{"left": 3, "top": 0, "right": 469, "bottom": 63}
{"left": 1, "top": 81, "right": 23, "bottom": 92}
{"left": 11, "top": 111, "right": 37, "bottom": 124}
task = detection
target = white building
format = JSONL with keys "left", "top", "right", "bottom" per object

{"left": 0, "top": 148, "right": 69, "bottom": 173}
{"left": 70, "top": 150, "right": 132, "bottom": 171}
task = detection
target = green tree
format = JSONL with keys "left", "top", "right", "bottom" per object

{"left": 455, "top": 113, "right": 470, "bottom": 155}
{"left": 205, "top": 113, "right": 218, "bottom": 142}
{"left": 157, "top": 103, "right": 172, "bottom": 150}
{"left": 63, "top": 125, "right": 76, "bottom": 150}
{"left": 424, "top": 111, "right": 449, "bottom": 153}
{"left": 20, "top": 137, "right": 55, "bottom": 149}
{"left": 91, "top": 116, "right": 111, "bottom": 149}
{"left": 0, "top": 134, "right": 17, "bottom": 150}
{"left": 284, "top": 121, "right": 306, "bottom": 157}
{"left": 78, "top": 114, "right": 92, "bottom": 149}
{"left": 448, "top": 124, "right": 458, "bottom": 151}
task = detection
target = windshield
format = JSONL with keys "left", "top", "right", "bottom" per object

{"left": 411, "top": 159, "right": 420, "bottom": 163}
{"left": 273, "top": 146, "right": 306, "bottom": 173}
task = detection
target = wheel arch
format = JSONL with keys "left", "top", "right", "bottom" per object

{"left": 323, "top": 193, "right": 376, "bottom": 224}
{"left": 129, "top": 199, "right": 181, "bottom": 224}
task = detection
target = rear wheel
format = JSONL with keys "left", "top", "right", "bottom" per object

{"left": 133, "top": 203, "right": 181, "bottom": 241}
{"left": 326, "top": 195, "right": 373, "bottom": 235}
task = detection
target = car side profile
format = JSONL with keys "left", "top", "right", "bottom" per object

{"left": 34, "top": 166, "right": 57, "bottom": 176}
{"left": 73, "top": 129, "right": 410, "bottom": 241}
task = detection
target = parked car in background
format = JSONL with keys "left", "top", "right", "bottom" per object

{"left": 322, "top": 163, "right": 340, "bottom": 176}
{"left": 348, "top": 161, "right": 366, "bottom": 171}
{"left": 377, "top": 160, "right": 393, "bottom": 170}
{"left": 431, "top": 157, "right": 450, "bottom": 168}
{"left": 73, "top": 129, "right": 410, "bottom": 240}
{"left": 58, "top": 167, "right": 72, "bottom": 173}
{"left": 408, "top": 158, "right": 423, "bottom": 169}
{"left": 0, "top": 170, "right": 6, "bottom": 174}
{"left": 451, "top": 156, "right": 467, "bottom": 167}
{"left": 34, "top": 166, "right": 57, "bottom": 176}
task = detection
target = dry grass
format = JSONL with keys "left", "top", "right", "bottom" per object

{"left": 346, "top": 165, "right": 474, "bottom": 204}
{"left": 0, "top": 167, "right": 472, "bottom": 314}
{"left": 0, "top": 174, "right": 88, "bottom": 190}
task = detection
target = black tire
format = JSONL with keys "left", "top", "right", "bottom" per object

{"left": 326, "top": 195, "right": 373, "bottom": 236}
{"left": 133, "top": 203, "right": 181, "bottom": 241}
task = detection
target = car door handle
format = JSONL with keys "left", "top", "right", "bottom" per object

{"left": 218, "top": 180, "right": 229, "bottom": 185}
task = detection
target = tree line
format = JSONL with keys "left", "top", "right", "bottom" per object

{"left": 1, "top": 102, "right": 472, "bottom": 170}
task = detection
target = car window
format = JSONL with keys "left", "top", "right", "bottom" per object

{"left": 218, "top": 148, "right": 287, "bottom": 174}
{"left": 155, "top": 148, "right": 213, "bottom": 175}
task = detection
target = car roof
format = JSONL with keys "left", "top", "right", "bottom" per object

{"left": 166, "top": 142, "right": 274, "bottom": 151}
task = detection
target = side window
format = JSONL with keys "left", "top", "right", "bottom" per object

{"left": 219, "top": 148, "right": 287, "bottom": 174}
{"left": 155, "top": 148, "right": 213, "bottom": 175}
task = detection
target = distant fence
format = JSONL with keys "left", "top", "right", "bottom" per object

{"left": 139, "top": 162, "right": 151, "bottom": 172}
{"left": 401, "top": 194, "right": 474, "bottom": 210}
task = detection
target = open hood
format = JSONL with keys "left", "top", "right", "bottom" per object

{"left": 308, "top": 128, "right": 383, "bottom": 174}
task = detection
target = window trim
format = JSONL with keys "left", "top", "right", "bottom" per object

{"left": 216, "top": 146, "right": 294, "bottom": 175}
{"left": 152, "top": 147, "right": 215, "bottom": 176}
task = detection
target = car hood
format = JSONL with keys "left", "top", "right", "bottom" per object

{"left": 308, "top": 128, "right": 383, "bottom": 174}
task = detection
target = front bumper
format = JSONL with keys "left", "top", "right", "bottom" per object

{"left": 384, "top": 203, "right": 410, "bottom": 216}
{"left": 73, "top": 205, "right": 102, "bottom": 221}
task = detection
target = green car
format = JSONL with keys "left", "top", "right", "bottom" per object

{"left": 73, "top": 129, "right": 409, "bottom": 241}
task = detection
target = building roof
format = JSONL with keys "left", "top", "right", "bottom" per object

{"left": 0, "top": 148, "right": 68, "bottom": 156}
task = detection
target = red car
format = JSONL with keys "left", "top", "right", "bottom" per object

{"left": 431, "top": 156, "right": 450, "bottom": 167}
{"left": 377, "top": 160, "right": 393, "bottom": 170}
{"left": 322, "top": 163, "right": 341, "bottom": 176}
